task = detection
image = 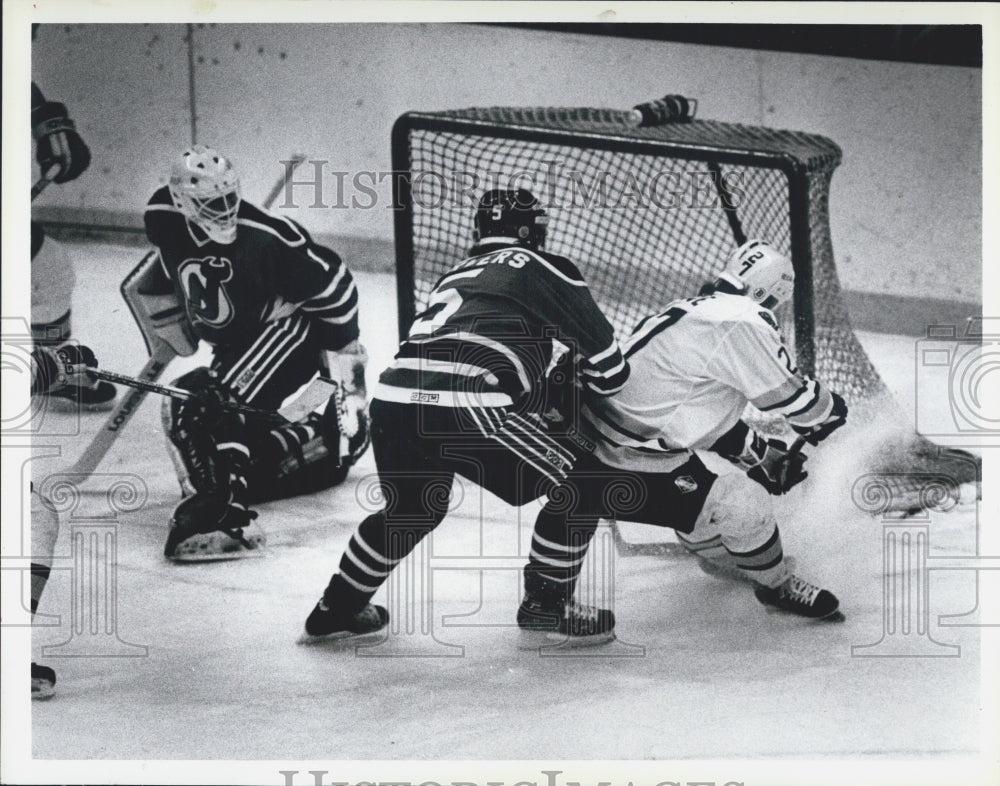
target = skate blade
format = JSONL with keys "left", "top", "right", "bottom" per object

{"left": 41, "top": 397, "right": 117, "bottom": 413}
{"left": 166, "top": 531, "right": 266, "bottom": 562}
{"left": 517, "top": 628, "right": 617, "bottom": 650}
{"left": 761, "top": 604, "right": 846, "bottom": 623}
{"left": 296, "top": 628, "right": 387, "bottom": 647}
{"left": 167, "top": 549, "right": 265, "bottom": 563}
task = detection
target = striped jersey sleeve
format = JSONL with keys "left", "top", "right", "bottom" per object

{"left": 537, "top": 252, "right": 629, "bottom": 395}
{"left": 708, "top": 310, "right": 836, "bottom": 432}
{"left": 253, "top": 212, "right": 359, "bottom": 351}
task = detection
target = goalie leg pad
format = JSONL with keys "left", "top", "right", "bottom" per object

{"left": 243, "top": 410, "right": 353, "bottom": 504}
{"left": 163, "top": 367, "right": 248, "bottom": 495}
{"left": 162, "top": 395, "right": 197, "bottom": 498}
{"left": 161, "top": 368, "right": 263, "bottom": 560}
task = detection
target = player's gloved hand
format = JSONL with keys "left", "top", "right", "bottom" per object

{"left": 34, "top": 342, "right": 98, "bottom": 393}
{"left": 538, "top": 348, "right": 577, "bottom": 431}
{"left": 32, "top": 101, "right": 91, "bottom": 183}
{"left": 746, "top": 436, "right": 809, "bottom": 495}
{"left": 792, "top": 391, "right": 848, "bottom": 446}
{"left": 188, "top": 374, "right": 234, "bottom": 428}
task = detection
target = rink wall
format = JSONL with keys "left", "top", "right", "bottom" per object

{"left": 31, "top": 23, "right": 981, "bottom": 325}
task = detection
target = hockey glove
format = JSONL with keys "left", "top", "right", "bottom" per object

{"left": 746, "top": 435, "right": 809, "bottom": 495}
{"left": 792, "top": 391, "right": 848, "bottom": 446}
{"left": 32, "top": 342, "right": 98, "bottom": 394}
{"left": 32, "top": 102, "right": 91, "bottom": 183}
{"left": 533, "top": 340, "right": 580, "bottom": 432}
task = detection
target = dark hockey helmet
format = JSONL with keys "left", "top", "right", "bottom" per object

{"left": 473, "top": 188, "right": 548, "bottom": 250}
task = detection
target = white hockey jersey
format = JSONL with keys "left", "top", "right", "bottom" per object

{"left": 582, "top": 292, "right": 836, "bottom": 471}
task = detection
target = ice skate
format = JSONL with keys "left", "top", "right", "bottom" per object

{"left": 41, "top": 380, "right": 117, "bottom": 412}
{"left": 517, "top": 597, "right": 616, "bottom": 648}
{"left": 164, "top": 491, "right": 264, "bottom": 562}
{"left": 298, "top": 598, "right": 389, "bottom": 645}
{"left": 754, "top": 575, "right": 844, "bottom": 621}
{"left": 32, "top": 662, "right": 56, "bottom": 700}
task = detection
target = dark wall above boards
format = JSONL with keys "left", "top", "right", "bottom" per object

{"left": 489, "top": 24, "right": 982, "bottom": 68}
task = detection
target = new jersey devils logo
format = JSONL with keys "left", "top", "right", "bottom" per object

{"left": 178, "top": 256, "right": 235, "bottom": 327}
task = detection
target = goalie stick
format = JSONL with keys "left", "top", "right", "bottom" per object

{"left": 62, "top": 153, "right": 307, "bottom": 477}
{"left": 611, "top": 436, "right": 808, "bottom": 558}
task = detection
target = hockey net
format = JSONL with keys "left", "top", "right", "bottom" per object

{"left": 391, "top": 105, "right": 979, "bottom": 510}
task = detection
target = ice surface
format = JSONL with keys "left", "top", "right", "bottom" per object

{"left": 19, "top": 241, "right": 989, "bottom": 762}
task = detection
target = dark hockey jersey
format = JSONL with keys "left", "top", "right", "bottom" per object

{"left": 376, "top": 242, "right": 628, "bottom": 411}
{"left": 143, "top": 186, "right": 358, "bottom": 351}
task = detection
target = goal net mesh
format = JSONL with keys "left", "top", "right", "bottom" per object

{"left": 392, "top": 106, "right": 979, "bottom": 506}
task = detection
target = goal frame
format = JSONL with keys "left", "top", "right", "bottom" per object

{"left": 391, "top": 110, "right": 819, "bottom": 375}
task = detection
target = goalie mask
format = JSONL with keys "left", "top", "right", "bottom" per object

{"left": 717, "top": 239, "right": 794, "bottom": 310}
{"left": 473, "top": 188, "right": 548, "bottom": 250}
{"left": 169, "top": 145, "right": 241, "bottom": 244}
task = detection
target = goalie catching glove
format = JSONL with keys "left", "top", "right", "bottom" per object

{"left": 711, "top": 420, "right": 808, "bottom": 495}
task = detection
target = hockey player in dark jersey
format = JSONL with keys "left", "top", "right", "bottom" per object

{"left": 301, "top": 188, "right": 630, "bottom": 647}
{"left": 143, "top": 145, "right": 369, "bottom": 561}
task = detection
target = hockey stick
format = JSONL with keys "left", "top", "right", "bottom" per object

{"left": 63, "top": 346, "right": 174, "bottom": 476}
{"left": 707, "top": 161, "right": 747, "bottom": 247}
{"left": 31, "top": 164, "right": 61, "bottom": 201}
{"left": 611, "top": 436, "right": 809, "bottom": 559}
{"left": 62, "top": 154, "right": 308, "bottom": 476}
{"left": 87, "top": 366, "right": 337, "bottom": 423}
{"left": 608, "top": 522, "right": 691, "bottom": 558}
{"left": 261, "top": 153, "right": 306, "bottom": 209}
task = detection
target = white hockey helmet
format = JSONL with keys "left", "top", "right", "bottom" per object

{"left": 717, "top": 239, "right": 794, "bottom": 309}
{"left": 168, "top": 145, "right": 241, "bottom": 244}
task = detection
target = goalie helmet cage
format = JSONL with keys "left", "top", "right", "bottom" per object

{"left": 391, "top": 105, "right": 979, "bottom": 500}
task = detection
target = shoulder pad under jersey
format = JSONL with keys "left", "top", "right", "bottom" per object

{"left": 146, "top": 185, "right": 174, "bottom": 210}
{"left": 237, "top": 201, "right": 307, "bottom": 247}
{"left": 532, "top": 250, "right": 587, "bottom": 285}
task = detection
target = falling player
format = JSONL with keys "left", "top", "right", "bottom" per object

{"left": 301, "top": 188, "right": 630, "bottom": 646}
{"left": 28, "top": 341, "right": 101, "bottom": 698}
{"left": 31, "top": 24, "right": 116, "bottom": 409}
{"left": 535, "top": 239, "right": 848, "bottom": 622}
{"left": 141, "top": 145, "right": 369, "bottom": 561}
